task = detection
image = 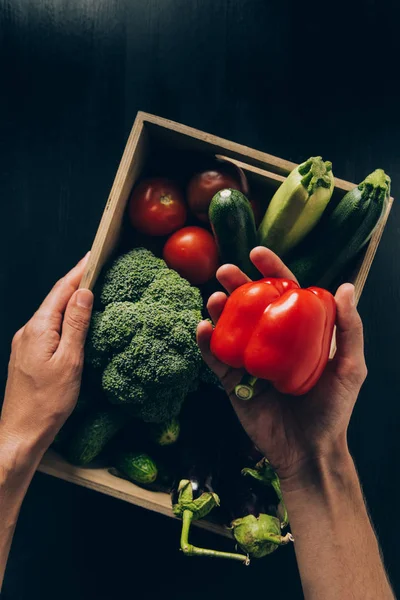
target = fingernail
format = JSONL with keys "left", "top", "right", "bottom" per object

{"left": 76, "top": 289, "right": 93, "bottom": 309}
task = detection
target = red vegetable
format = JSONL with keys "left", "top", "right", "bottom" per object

{"left": 163, "top": 226, "right": 219, "bottom": 285}
{"left": 187, "top": 164, "right": 248, "bottom": 222}
{"left": 210, "top": 278, "right": 336, "bottom": 398}
{"left": 128, "top": 178, "right": 186, "bottom": 236}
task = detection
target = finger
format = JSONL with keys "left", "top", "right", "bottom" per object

{"left": 334, "top": 284, "right": 364, "bottom": 360}
{"left": 196, "top": 320, "right": 230, "bottom": 380}
{"left": 217, "top": 264, "right": 251, "bottom": 294}
{"left": 207, "top": 292, "right": 228, "bottom": 324}
{"left": 332, "top": 283, "right": 367, "bottom": 384}
{"left": 250, "top": 247, "right": 298, "bottom": 283}
{"left": 58, "top": 288, "right": 94, "bottom": 353}
{"left": 34, "top": 253, "right": 90, "bottom": 329}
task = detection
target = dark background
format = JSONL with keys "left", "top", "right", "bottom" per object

{"left": 1, "top": 0, "right": 399, "bottom": 598}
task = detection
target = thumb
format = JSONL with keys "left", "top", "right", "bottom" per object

{"left": 333, "top": 283, "right": 367, "bottom": 384}
{"left": 60, "top": 288, "right": 94, "bottom": 350}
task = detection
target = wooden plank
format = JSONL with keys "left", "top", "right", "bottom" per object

{"left": 352, "top": 197, "right": 394, "bottom": 303}
{"left": 215, "top": 154, "right": 285, "bottom": 190}
{"left": 140, "top": 112, "right": 355, "bottom": 192}
{"left": 80, "top": 113, "right": 148, "bottom": 290}
{"left": 38, "top": 451, "right": 232, "bottom": 538}
{"left": 215, "top": 154, "right": 352, "bottom": 194}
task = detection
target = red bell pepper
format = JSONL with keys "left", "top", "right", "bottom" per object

{"left": 210, "top": 278, "right": 336, "bottom": 399}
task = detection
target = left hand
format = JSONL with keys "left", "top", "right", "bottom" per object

{"left": 0, "top": 254, "right": 93, "bottom": 455}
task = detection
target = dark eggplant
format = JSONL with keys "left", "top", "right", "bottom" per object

{"left": 218, "top": 457, "right": 293, "bottom": 559}
{"left": 171, "top": 387, "right": 250, "bottom": 563}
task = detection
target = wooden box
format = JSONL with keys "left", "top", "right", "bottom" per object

{"left": 38, "top": 112, "right": 393, "bottom": 535}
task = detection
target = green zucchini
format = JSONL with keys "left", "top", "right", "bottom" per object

{"left": 258, "top": 156, "right": 334, "bottom": 257}
{"left": 209, "top": 188, "right": 259, "bottom": 279}
{"left": 65, "top": 407, "right": 126, "bottom": 466}
{"left": 115, "top": 451, "right": 158, "bottom": 485}
{"left": 289, "top": 169, "right": 390, "bottom": 289}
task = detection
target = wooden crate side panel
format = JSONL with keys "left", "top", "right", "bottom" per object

{"left": 80, "top": 115, "right": 148, "bottom": 290}
{"left": 139, "top": 112, "right": 355, "bottom": 193}
{"left": 38, "top": 451, "right": 231, "bottom": 538}
{"left": 352, "top": 197, "right": 394, "bottom": 302}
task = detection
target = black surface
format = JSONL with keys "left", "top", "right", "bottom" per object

{"left": 1, "top": 0, "right": 400, "bottom": 598}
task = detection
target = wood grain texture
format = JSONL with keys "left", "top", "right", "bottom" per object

{"left": 80, "top": 115, "right": 148, "bottom": 289}
{"left": 38, "top": 451, "right": 232, "bottom": 538}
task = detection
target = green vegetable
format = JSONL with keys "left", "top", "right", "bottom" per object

{"left": 173, "top": 479, "right": 249, "bottom": 564}
{"left": 232, "top": 514, "right": 293, "bottom": 558}
{"left": 242, "top": 458, "right": 288, "bottom": 528}
{"left": 115, "top": 451, "right": 158, "bottom": 484}
{"left": 289, "top": 169, "right": 391, "bottom": 288}
{"left": 86, "top": 248, "right": 205, "bottom": 423}
{"left": 65, "top": 408, "right": 126, "bottom": 466}
{"left": 258, "top": 156, "right": 334, "bottom": 257}
{"left": 149, "top": 418, "right": 180, "bottom": 446}
{"left": 209, "top": 189, "right": 259, "bottom": 279}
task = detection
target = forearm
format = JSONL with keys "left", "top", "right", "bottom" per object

{"left": 281, "top": 448, "right": 394, "bottom": 600}
{"left": 0, "top": 427, "right": 45, "bottom": 590}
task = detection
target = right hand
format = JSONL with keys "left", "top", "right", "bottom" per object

{"left": 197, "top": 247, "right": 367, "bottom": 489}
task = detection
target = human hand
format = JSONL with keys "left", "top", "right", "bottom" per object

{"left": 0, "top": 254, "right": 93, "bottom": 457}
{"left": 197, "top": 247, "right": 367, "bottom": 488}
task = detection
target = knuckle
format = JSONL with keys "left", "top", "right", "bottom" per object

{"left": 67, "top": 351, "right": 84, "bottom": 375}
{"left": 54, "top": 276, "right": 65, "bottom": 291}
{"left": 25, "top": 319, "right": 42, "bottom": 338}
{"left": 353, "top": 314, "right": 364, "bottom": 336}
{"left": 65, "top": 310, "right": 89, "bottom": 332}
{"left": 11, "top": 328, "right": 23, "bottom": 349}
{"left": 338, "top": 357, "right": 367, "bottom": 387}
{"left": 56, "top": 347, "right": 83, "bottom": 377}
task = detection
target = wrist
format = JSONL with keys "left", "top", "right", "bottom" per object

{"left": 279, "top": 439, "right": 354, "bottom": 495}
{"left": 0, "top": 423, "right": 46, "bottom": 481}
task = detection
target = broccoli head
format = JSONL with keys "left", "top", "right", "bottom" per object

{"left": 99, "top": 247, "right": 168, "bottom": 306}
{"left": 86, "top": 248, "right": 206, "bottom": 423}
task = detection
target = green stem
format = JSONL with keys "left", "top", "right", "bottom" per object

{"left": 235, "top": 375, "right": 258, "bottom": 400}
{"left": 180, "top": 510, "right": 250, "bottom": 564}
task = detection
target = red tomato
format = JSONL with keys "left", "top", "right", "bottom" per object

{"left": 187, "top": 169, "right": 246, "bottom": 222}
{"left": 163, "top": 226, "right": 219, "bottom": 285}
{"left": 129, "top": 178, "right": 186, "bottom": 236}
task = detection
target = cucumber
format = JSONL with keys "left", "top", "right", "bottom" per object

{"left": 289, "top": 169, "right": 390, "bottom": 289}
{"left": 148, "top": 418, "right": 180, "bottom": 446}
{"left": 65, "top": 407, "right": 126, "bottom": 466}
{"left": 209, "top": 189, "right": 259, "bottom": 279}
{"left": 115, "top": 451, "right": 158, "bottom": 485}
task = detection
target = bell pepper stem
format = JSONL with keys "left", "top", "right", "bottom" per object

{"left": 235, "top": 374, "right": 258, "bottom": 400}
{"left": 180, "top": 510, "right": 250, "bottom": 564}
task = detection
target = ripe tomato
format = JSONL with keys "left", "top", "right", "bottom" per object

{"left": 129, "top": 178, "right": 186, "bottom": 236}
{"left": 187, "top": 166, "right": 248, "bottom": 222}
{"left": 163, "top": 226, "right": 219, "bottom": 285}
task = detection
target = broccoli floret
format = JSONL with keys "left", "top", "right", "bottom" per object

{"left": 102, "top": 356, "right": 148, "bottom": 405}
{"left": 100, "top": 248, "right": 168, "bottom": 306}
{"left": 142, "top": 270, "right": 203, "bottom": 312}
{"left": 86, "top": 248, "right": 209, "bottom": 423}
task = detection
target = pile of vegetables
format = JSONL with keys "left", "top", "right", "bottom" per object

{"left": 54, "top": 153, "right": 391, "bottom": 565}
